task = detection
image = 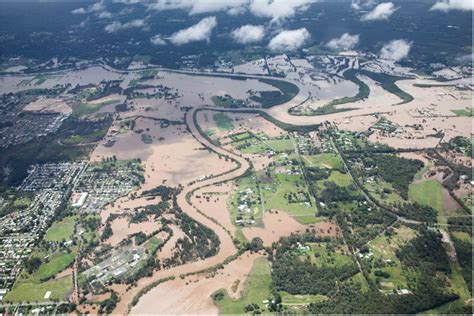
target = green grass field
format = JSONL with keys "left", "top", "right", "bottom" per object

{"left": 4, "top": 276, "right": 73, "bottom": 302}
{"left": 34, "top": 252, "right": 75, "bottom": 281}
{"left": 305, "top": 153, "right": 344, "bottom": 170}
{"left": 145, "top": 237, "right": 162, "bottom": 252}
{"left": 346, "top": 272, "right": 370, "bottom": 292}
{"left": 327, "top": 171, "right": 352, "bottom": 187}
{"left": 366, "top": 178, "right": 404, "bottom": 205}
{"left": 5, "top": 249, "right": 75, "bottom": 302}
{"left": 262, "top": 173, "right": 316, "bottom": 224}
{"left": 408, "top": 180, "right": 443, "bottom": 214}
{"left": 213, "top": 113, "right": 234, "bottom": 131}
{"left": 44, "top": 216, "right": 77, "bottom": 242}
{"left": 62, "top": 127, "right": 108, "bottom": 145}
{"left": 74, "top": 99, "right": 118, "bottom": 116}
{"left": 213, "top": 258, "right": 272, "bottom": 314}
{"left": 237, "top": 135, "right": 293, "bottom": 154}
{"left": 306, "top": 243, "right": 354, "bottom": 268}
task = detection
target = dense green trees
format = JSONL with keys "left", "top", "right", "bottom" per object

{"left": 309, "top": 227, "right": 458, "bottom": 314}
{"left": 396, "top": 228, "right": 450, "bottom": 274}
{"left": 394, "top": 202, "right": 437, "bottom": 223}
{"left": 451, "top": 236, "right": 472, "bottom": 294}
{"left": 363, "top": 155, "right": 423, "bottom": 199}
{"left": 25, "top": 257, "right": 42, "bottom": 273}
{"left": 270, "top": 234, "right": 358, "bottom": 297}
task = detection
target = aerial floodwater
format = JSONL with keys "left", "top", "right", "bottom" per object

{"left": 0, "top": 0, "right": 472, "bottom": 315}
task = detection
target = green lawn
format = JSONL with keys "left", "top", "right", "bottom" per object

{"left": 408, "top": 180, "right": 443, "bottom": 216}
{"left": 262, "top": 173, "right": 316, "bottom": 224}
{"left": 62, "top": 127, "right": 108, "bottom": 145}
{"left": 4, "top": 276, "right": 72, "bottom": 302}
{"left": 213, "top": 113, "right": 234, "bottom": 131}
{"left": 34, "top": 252, "right": 75, "bottom": 281}
{"left": 5, "top": 250, "right": 75, "bottom": 302}
{"left": 144, "top": 237, "right": 162, "bottom": 252}
{"left": 237, "top": 135, "right": 293, "bottom": 154}
{"left": 346, "top": 272, "right": 370, "bottom": 292}
{"left": 264, "top": 138, "right": 294, "bottom": 152}
{"left": 307, "top": 243, "right": 353, "bottom": 268}
{"left": 213, "top": 258, "right": 272, "bottom": 314}
{"left": 74, "top": 100, "right": 118, "bottom": 115}
{"left": 44, "top": 216, "right": 77, "bottom": 242}
{"left": 305, "top": 153, "right": 344, "bottom": 170}
{"left": 366, "top": 178, "right": 404, "bottom": 205}
{"left": 327, "top": 171, "right": 352, "bottom": 187}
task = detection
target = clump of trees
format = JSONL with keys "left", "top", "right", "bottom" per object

{"left": 365, "top": 155, "right": 423, "bottom": 199}
{"left": 270, "top": 234, "right": 358, "bottom": 297}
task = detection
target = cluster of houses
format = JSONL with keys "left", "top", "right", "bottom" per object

{"left": 235, "top": 188, "right": 258, "bottom": 226}
{"left": 73, "top": 162, "right": 142, "bottom": 213}
{"left": 84, "top": 247, "right": 143, "bottom": 293}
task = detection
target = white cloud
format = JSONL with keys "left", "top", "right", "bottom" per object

{"left": 249, "top": 0, "right": 314, "bottom": 23}
{"left": 170, "top": 16, "right": 217, "bottom": 45}
{"left": 148, "top": 0, "right": 249, "bottom": 15}
{"left": 231, "top": 25, "right": 265, "bottom": 44}
{"left": 379, "top": 39, "right": 412, "bottom": 61}
{"left": 148, "top": 0, "right": 313, "bottom": 21}
{"left": 361, "top": 2, "right": 397, "bottom": 21}
{"left": 431, "top": 0, "right": 474, "bottom": 12}
{"left": 351, "top": 0, "right": 376, "bottom": 10}
{"left": 268, "top": 28, "right": 310, "bottom": 51}
{"left": 113, "top": 0, "right": 142, "bottom": 4}
{"left": 326, "top": 33, "right": 360, "bottom": 50}
{"left": 72, "top": 8, "right": 86, "bottom": 15}
{"left": 89, "top": 1, "right": 106, "bottom": 12}
{"left": 189, "top": 0, "right": 249, "bottom": 15}
{"left": 227, "top": 6, "right": 247, "bottom": 15}
{"left": 98, "top": 11, "right": 112, "bottom": 19}
{"left": 150, "top": 34, "right": 166, "bottom": 45}
{"left": 72, "top": 1, "right": 106, "bottom": 15}
{"left": 104, "top": 19, "right": 146, "bottom": 33}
